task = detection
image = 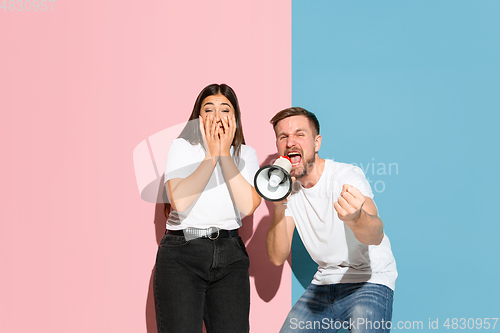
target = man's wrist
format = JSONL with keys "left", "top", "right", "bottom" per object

{"left": 272, "top": 202, "right": 288, "bottom": 216}
{"left": 354, "top": 207, "right": 364, "bottom": 221}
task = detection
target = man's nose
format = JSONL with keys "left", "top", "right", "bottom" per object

{"left": 286, "top": 137, "right": 296, "bottom": 147}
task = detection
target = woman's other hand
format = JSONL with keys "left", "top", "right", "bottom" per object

{"left": 219, "top": 114, "right": 236, "bottom": 156}
{"left": 199, "top": 115, "right": 221, "bottom": 163}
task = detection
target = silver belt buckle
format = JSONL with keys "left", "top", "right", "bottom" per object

{"left": 207, "top": 226, "right": 220, "bottom": 240}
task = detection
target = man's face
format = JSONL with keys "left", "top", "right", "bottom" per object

{"left": 275, "top": 115, "right": 320, "bottom": 179}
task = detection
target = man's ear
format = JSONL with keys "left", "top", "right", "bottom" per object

{"left": 315, "top": 134, "right": 322, "bottom": 153}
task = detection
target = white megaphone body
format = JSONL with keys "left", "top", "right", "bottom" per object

{"left": 254, "top": 156, "right": 293, "bottom": 202}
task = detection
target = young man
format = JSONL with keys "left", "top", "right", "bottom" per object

{"left": 267, "top": 107, "right": 397, "bottom": 333}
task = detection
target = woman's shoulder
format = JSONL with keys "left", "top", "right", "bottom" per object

{"left": 170, "top": 138, "right": 199, "bottom": 149}
{"left": 168, "top": 138, "right": 202, "bottom": 158}
{"left": 171, "top": 137, "right": 190, "bottom": 146}
{"left": 239, "top": 144, "right": 257, "bottom": 157}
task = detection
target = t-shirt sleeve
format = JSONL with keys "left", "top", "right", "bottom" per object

{"left": 342, "top": 165, "right": 374, "bottom": 199}
{"left": 164, "top": 139, "right": 200, "bottom": 182}
{"left": 285, "top": 181, "right": 301, "bottom": 217}
{"left": 239, "top": 145, "right": 260, "bottom": 186}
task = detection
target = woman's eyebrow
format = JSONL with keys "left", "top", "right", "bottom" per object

{"left": 202, "top": 102, "right": 232, "bottom": 108}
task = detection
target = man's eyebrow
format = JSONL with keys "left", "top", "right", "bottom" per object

{"left": 276, "top": 130, "right": 287, "bottom": 137}
{"left": 276, "top": 128, "right": 307, "bottom": 137}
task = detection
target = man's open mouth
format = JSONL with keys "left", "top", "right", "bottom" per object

{"left": 286, "top": 151, "right": 302, "bottom": 167}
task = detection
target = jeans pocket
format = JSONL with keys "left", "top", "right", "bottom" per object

{"left": 233, "top": 237, "right": 249, "bottom": 257}
{"left": 159, "top": 234, "right": 188, "bottom": 248}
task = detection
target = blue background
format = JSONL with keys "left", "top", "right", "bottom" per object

{"left": 291, "top": 0, "right": 500, "bottom": 330}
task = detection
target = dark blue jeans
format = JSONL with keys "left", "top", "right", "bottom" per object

{"left": 153, "top": 233, "right": 250, "bottom": 333}
{"left": 280, "top": 282, "right": 394, "bottom": 333}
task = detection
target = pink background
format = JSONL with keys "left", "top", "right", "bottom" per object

{"left": 0, "top": 1, "right": 291, "bottom": 332}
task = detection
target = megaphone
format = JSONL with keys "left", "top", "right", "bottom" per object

{"left": 254, "top": 156, "right": 293, "bottom": 201}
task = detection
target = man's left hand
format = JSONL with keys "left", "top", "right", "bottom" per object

{"left": 334, "top": 184, "right": 366, "bottom": 222}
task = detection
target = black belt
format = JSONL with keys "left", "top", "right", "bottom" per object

{"left": 166, "top": 227, "right": 239, "bottom": 240}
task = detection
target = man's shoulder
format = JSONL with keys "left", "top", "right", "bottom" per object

{"left": 324, "top": 159, "right": 372, "bottom": 197}
{"left": 326, "top": 160, "right": 365, "bottom": 179}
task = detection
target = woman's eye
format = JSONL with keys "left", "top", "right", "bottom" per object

{"left": 204, "top": 109, "right": 212, "bottom": 113}
{"left": 222, "top": 110, "right": 230, "bottom": 113}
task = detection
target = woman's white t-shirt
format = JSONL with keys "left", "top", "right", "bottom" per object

{"left": 164, "top": 138, "right": 259, "bottom": 230}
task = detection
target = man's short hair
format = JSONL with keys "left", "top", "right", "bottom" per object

{"left": 270, "top": 107, "right": 320, "bottom": 136}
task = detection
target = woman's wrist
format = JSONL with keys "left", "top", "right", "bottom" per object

{"left": 204, "top": 151, "right": 218, "bottom": 166}
{"left": 219, "top": 149, "right": 231, "bottom": 157}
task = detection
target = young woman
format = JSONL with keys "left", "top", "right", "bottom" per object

{"left": 154, "top": 83, "right": 261, "bottom": 333}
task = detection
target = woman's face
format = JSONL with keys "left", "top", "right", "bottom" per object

{"left": 199, "top": 94, "right": 235, "bottom": 129}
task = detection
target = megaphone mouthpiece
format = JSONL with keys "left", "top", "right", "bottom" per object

{"left": 274, "top": 156, "right": 292, "bottom": 172}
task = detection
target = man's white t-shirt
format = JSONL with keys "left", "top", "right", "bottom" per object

{"left": 164, "top": 138, "right": 259, "bottom": 230}
{"left": 285, "top": 159, "right": 398, "bottom": 290}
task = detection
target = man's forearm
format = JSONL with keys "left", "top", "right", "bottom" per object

{"left": 344, "top": 209, "right": 384, "bottom": 245}
{"left": 266, "top": 206, "right": 292, "bottom": 266}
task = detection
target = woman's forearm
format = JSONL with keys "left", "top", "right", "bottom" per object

{"left": 167, "top": 154, "right": 217, "bottom": 213}
{"left": 219, "top": 155, "right": 261, "bottom": 216}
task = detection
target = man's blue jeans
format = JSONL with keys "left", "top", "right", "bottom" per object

{"left": 280, "top": 282, "right": 394, "bottom": 333}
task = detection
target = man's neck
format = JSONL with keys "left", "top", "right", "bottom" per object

{"left": 298, "top": 156, "right": 325, "bottom": 189}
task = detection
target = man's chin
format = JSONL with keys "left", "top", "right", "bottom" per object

{"left": 291, "top": 157, "right": 315, "bottom": 179}
{"left": 291, "top": 167, "right": 306, "bottom": 179}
